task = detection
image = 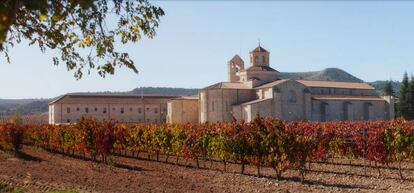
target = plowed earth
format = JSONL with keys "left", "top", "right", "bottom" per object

{"left": 1, "top": 147, "right": 414, "bottom": 193}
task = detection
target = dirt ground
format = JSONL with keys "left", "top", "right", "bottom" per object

{"left": 1, "top": 147, "right": 414, "bottom": 193}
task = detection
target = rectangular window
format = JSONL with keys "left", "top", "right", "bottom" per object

{"left": 85, "top": 108, "right": 89, "bottom": 113}
{"left": 138, "top": 108, "right": 142, "bottom": 114}
{"left": 67, "top": 108, "right": 70, "bottom": 114}
{"left": 146, "top": 119, "right": 150, "bottom": 123}
{"left": 154, "top": 119, "right": 158, "bottom": 123}
{"left": 76, "top": 107, "right": 80, "bottom": 111}
{"left": 94, "top": 107, "right": 98, "bottom": 112}
{"left": 225, "top": 101, "right": 228, "bottom": 111}
{"left": 103, "top": 107, "right": 107, "bottom": 114}
{"left": 121, "top": 107, "right": 124, "bottom": 114}
{"left": 154, "top": 108, "right": 158, "bottom": 114}
{"left": 212, "top": 101, "right": 215, "bottom": 112}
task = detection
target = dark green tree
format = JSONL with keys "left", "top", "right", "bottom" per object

{"left": 383, "top": 80, "right": 395, "bottom": 96}
{"left": 397, "top": 72, "right": 411, "bottom": 119}
{"left": 409, "top": 75, "right": 414, "bottom": 119}
{"left": 0, "top": 0, "right": 164, "bottom": 79}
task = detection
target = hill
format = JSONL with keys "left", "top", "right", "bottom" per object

{"left": 369, "top": 80, "right": 401, "bottom": 95}
{"left": 279, "top": 68, "right": 363, "bottom": 82}
{"left": 0, "top": 99, "right": 49, "bottom": 116}
{"left": 129, "top": 87, "right": 198, "bottom": 96}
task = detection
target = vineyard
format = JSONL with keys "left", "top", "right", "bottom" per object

{"left": 1, "top": 116, "right": 414, "bottom": 183}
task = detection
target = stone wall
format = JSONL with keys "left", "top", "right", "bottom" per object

{"left": 273, "top": 80, "right": 311, "bottom": 121}
{"left": 310, "top": 99, "right": 389, "bottom": 121}
{"left": 49, "top": 95, "right": 172, "bottom": 124}
{"left": 167, "top": 98, "right": 199, "bottom": 124}
{"left": 199, "top": 89, "right": 256, "bottom": 123}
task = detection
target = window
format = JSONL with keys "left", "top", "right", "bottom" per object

{"left": 154, "top": 119, "right": 158, "bottom": 123}
{"left": 343, "top": 102, "right": 352, "bottom": 120}
{"left": 154, "top": 108, "right": 158, "bottom": 114}
{"left": 121, "top": 107, "right": 124, "bottom": 114}
{"left": 112, "top": 107, "right": 116, "bottom": 111}
{"left": 76, "top": 107, "right": 80, "bottom": 111}
{"left": 67, "top": 108, "right": 70, "bottom": 114}
{"left": 138, "top": 118, "right": 142, "bottom": 122}
{"left": 94, "top": 107, "right": 98, "bottom": 112}
{"left": 146, "top": 107, "right": 150, "bottom": 111}
{"left": 288, "top": 90, "right": 297, "bottom": 103}
{"left": 262, "top": 56, "right": 266, "bottom": 64}
{"left": 225, "top": 101, "right": 228, "bottom": 111}
{"left": 67, "top": 119, "right": 70, "bottom": 123}
{"left": 138, "top": 108, "right": 142, "bottom": 114}
{"left": 254, "top": 56, "right": 258, "bottom": 64}
{"left": 130, "top": 107, "right": 133, "bottom": 112}
{"left": 211, "top": 101, "right": 215, "bottom": 112}
{"left": 363, "top": 102, "right": 372, "bottom": 120}
{"left": 146, "top": 119, "right": 150, "bottom": 123}
{"left": 320, "top": 103, "right": 329, "bottom": 122}
{"left": 85, "top": 108, "right": 89, "bottom": 113}
{"left": 103, "top": 107, "right": 107, "bottom": 114}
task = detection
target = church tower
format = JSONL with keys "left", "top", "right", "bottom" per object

{"left": 249, "top": 45, "right": 269, "bottom": 66}
{"left": 228, "top": 54, "right": 244, "bottom": 82}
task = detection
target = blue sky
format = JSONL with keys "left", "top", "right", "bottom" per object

{"left": 1, "top": 1, "right": 414, "bottom": 99}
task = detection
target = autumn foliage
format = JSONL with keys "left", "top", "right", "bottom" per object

{"left": 1, "top": 116, "right": 414, "bottom": 181}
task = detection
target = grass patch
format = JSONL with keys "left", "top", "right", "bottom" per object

{"left": 0, "top": 182, "right": 23, "bottom": 193}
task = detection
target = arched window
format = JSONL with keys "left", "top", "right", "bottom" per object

{"left": 342, "top": 102, "right": 352, "bottom": 120}
{"left": 254, "top": 56, "right": 258, "bottom": 64}
{"left": 363, "top": 102, "right": 373, "bottom": 120}
{"left": 288, "top": 90, "right": 297, "bottom": 103}
{"left": 320, "top": 102, "right": 329, "bottom": 122}
{"left": 262, "top": 56, "right": 266, "bottom": 64}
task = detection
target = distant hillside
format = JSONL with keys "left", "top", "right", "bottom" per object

{"left": 280, "top": 68, "right": 363, "bottom": 83}
{"left": 129, "top": 87, "right": 198, "bottom": 96}
{"left": 369, "top": 80, "right": 401, "bottom": 95}
{"left": 280, "top": 68, "right": 402, "bottom": 95}
{"left": 0, "top": 99, "right": 49, "bottom": 116}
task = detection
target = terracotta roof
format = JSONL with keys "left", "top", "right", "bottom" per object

{"left": 251, "top": 46, "right": 269, "bottom": 53}
{"left": 49, "top": 93, "right": 178, "bottom": 104}
{"left": 170, "top": 96, "right": 199, "bottom": 100}
{"left": 237, "top": 98, "right": 272, "bottom": 106}
{"left": 297, "top": 80, "right": 375, "bottom": 90}
{"left": 202, "top": 82, "right": 251, "bottom": 90}
{"left": 255, "top": 79, "right": 289, "bottom": 89}
{"left": 230, "top": 54, "right": 243, "bottom": 62}
{"left": 312, "top": 95, "right": 384, "bottom": 101}
{"left": 245, "top": 65, "right": 278, "bottom": 72}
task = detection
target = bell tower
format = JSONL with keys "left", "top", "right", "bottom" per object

{"left": 249, "top": 44, "right": 269, "bottom": 66}
{"left": 228, "top": 54, "right": 244, "bottom": 82}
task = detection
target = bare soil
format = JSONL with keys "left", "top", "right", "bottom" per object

{"left": 1, "top": 147, "right": 414, "bottom": 193}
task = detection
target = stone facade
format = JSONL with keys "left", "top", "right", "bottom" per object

{"left": 167, "top": 96, "right": 199, "bottom": 124}
{"left": 48, "top": 94, "right": 176, "bottom": 124}
{"left": 197, "top": 45, "right": 395, "bottom": 123}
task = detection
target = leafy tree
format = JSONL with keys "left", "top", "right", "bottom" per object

{"left": 383, "top": 80, "right": 395, "bottom": 96}
{"left": 0, "top": 0, "right": 164, "bottom": 79}
{"left": 398, "top": 72, "right": 411, "bottom": 119}
{"left": 409, "top": 75, "right": 414, "bottom": 119}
